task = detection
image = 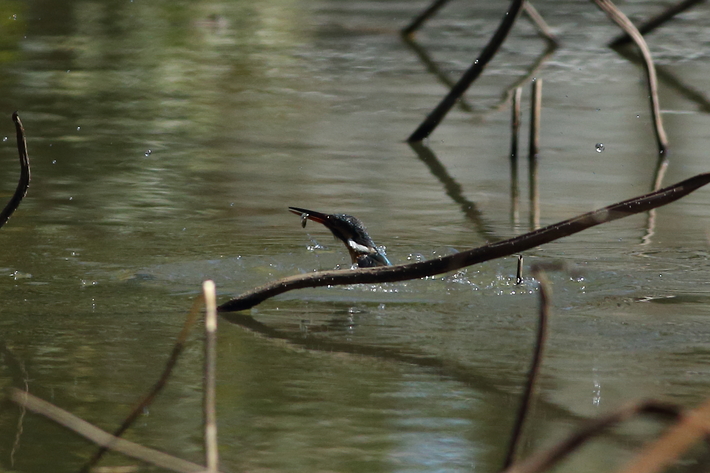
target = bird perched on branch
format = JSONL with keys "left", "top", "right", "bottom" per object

{"left": 289, "top": 206, "right": 391, "bottom": 268}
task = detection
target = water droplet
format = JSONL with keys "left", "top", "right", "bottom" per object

{"left": 595, "top": 143, "right": 605, "bottom": 153}
{"left": 144, "top": 149, "right": 152, "bottom": 157}
{"left": 2, "top": 137, "right": 6, "bottom": 142}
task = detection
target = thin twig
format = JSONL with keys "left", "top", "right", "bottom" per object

{"left": 609, "top": 0, "right": 706, "bottom": 48}
{"left": 81, "top": 295, "right": 205, "bottom": 472}
{"left": 0, "top": 112, "right": 31, "bottom": 230}
{"left": 401, "top": 0, "right": 451, "bottom": 38}
{"left": 616, "top": 397, "right": 710, "bottom": 473}
{"left": 407, "top": 0, "right": 526, "bottom": 142}
{"left": 528, "top": 78, "right": 542, "bottom": 230}
{"left": 501, "top": 400, "right": 681, "bottom": 473}
{"left": 511, "top": 86, "right": 523, "bottom": 162}
{"left": 515, "top": 254, "right": 524, "bottom": 284}
{"left": 522, "top": 2, "right": 558, "bottom": 44}
{"left": 218, "top": 173, "right": 710, "bottom": 312}
{"left": 8, "top": 389, "right": 213, "bottom": 473}
{"left": 495, "top": 44, "right": 557, "bottom": 113}
{"left": 203, "top": 281, "right": 219, "bottom": 473}
{"left": 503, "top": 264, "right": 558, "bottom": 467}
{"left": 593, "top": 0, "right": 668, "bottom": 155}
{"left": 511, "top": 87, "right": 522, "bottom": 225}
{"left": 528, "top": 78, "right": 542, "bottom": 161}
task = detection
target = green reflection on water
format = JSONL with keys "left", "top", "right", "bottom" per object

{"left": 1, "top": 0, "right": 710, "bottom": 471}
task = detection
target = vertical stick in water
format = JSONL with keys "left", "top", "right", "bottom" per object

{"left": 203, "top": 280, "right": 219, "bottom": 473}
{"left": 511, "top": 87, "right": 523, "bottom": 225}
{"left": 528, "top": 79, "right": 542, "bottom": 230}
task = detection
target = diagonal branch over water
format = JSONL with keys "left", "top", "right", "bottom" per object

{"left": 218, "top": 173, "right": 710, "bottom": 312}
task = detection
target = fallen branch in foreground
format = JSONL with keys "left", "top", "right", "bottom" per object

{"left": 501, "top": 400, "right": 681, "bottom": 473}
{"left": 8, "top": 389, "right": 216, "bottom": 473}
{"left": 218, "top": 172, "right": 710, "bottom": 312}
{"left": 81, "top": 295, "right": 205, "bottom": 472}
{"left": 616, "top": 396, "right": 710, "bottom": 473}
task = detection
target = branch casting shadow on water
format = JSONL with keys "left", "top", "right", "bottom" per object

{"left": 609, "top": 0, "right": 706, "bottom": 48}
{"left": 409, "top": 141, "right": 498, "bottom": 240}
{"left": 218, "top": 172, "right": 710, "bottom": 313}
{"left": 407, "top": 0, "right": 525, "bottom": 142}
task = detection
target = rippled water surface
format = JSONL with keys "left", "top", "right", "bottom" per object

{"left": 0, "top": 0, "right": 709, "bottom": 472}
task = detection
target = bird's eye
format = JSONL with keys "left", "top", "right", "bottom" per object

{"left": 300, "top": 213, "right": 308, "bottom": 228}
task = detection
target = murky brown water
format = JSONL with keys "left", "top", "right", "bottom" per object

{"left": 0, "top": 0, "right": 709, "bottom": 471}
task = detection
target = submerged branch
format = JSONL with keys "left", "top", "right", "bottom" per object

{"left": 218, "top": 172, "right": 710, "bottom": 312}
{"left": 0, "top": 112, "right": 31, "bottom": 230}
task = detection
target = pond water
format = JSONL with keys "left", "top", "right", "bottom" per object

{"left": 0, "top": 0, "right": 709, "bottom": 472}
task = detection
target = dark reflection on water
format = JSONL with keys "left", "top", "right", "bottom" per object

{"left": 1, "top": 0, "right": 710, "bottom": 471}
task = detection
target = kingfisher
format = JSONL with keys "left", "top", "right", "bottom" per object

{"left": 288, "top": 206, "right": 391, "bottom": 268}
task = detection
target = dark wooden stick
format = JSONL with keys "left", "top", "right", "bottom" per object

{"left": 592, "top": 0, "right": 668, "bottom": 155}
{"left": 515, "top": 254, "right": 524, "bottom": 284}
{"left": 218, "top": 173, "right": 710, "bottom": 312}
{"left": 81, "top": 296, "right": 205, "bottom": 472}
{"left": 609, "top": 0, "right": 706, "bottom": 48}
{"left": 8, "top": 389, "right": 212, "bottom": 473}
{"left": 0, "top": 113, "right": 31, "bottom": 230}
{"left": 501, "top": 400, "right": 681, "bottom": 473}
{"left": 407, "top": 0, "right": 525, "bottom": 142}
{"left": 503, "top": 264, "right": 557, "bottom": 467}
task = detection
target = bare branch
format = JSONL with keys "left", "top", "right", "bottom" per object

{"left": 8, "top": 389, "right": 213, "bottom": 473}
{"left": 593, "top": 0, "right": 668, "bottom": 155}
{"left": 0, "top": 112, "right": 31, "bottom": 230}
{"left": 501, "top": 400, "right": 681, "bottom": 473}
{"left": 407, "top": 0, "right": 526, "bottom": 142}
{"left": 218, "top": 173, "right": 710, "bottom": 312}
{"left": 82, "top": 295, "right": 205, "bottom": 472}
